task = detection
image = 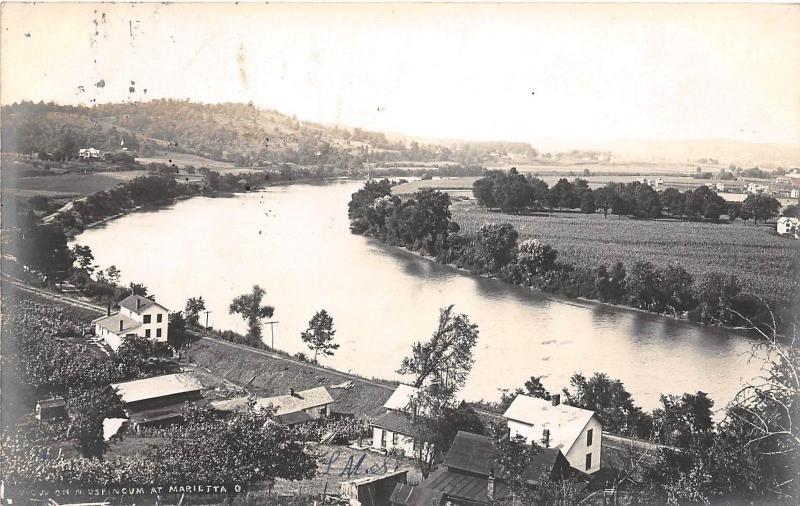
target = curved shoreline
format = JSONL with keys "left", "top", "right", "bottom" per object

{"left": 368, "top": 238, "right": 754, "bottom": 340}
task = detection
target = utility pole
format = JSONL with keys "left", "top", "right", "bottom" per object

{"left": 264, "top": 321, "right": 279, "bottom": 349}
{"left": 203, "top": 310, "right": 213, "bottom": 329}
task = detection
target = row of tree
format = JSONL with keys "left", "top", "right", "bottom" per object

{"left": 348, "top": 182, "right": 784, "bottom": 328}
{"left": 472, "top": 168, "right": 784, "bottom": 223}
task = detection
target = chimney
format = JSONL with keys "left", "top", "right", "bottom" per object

{"left": 487, "top": 468, "right": 495, "bottom": 502}
{"left": 119, "top": 319, "right": 124, "bottom": 332}
{"left": 136, "top": 298, "right": 141, "bottom": 310}
{"left": 542, "top": 429, "right": 550, "bottom": 448}
{"left": 551, "top": 394, "right": 561, "bottom": 406}
{"left": 289, "top": 388, "right": 295, "bottom": 397}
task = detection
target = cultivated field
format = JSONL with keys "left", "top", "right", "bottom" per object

{"left": 136, "top": 151, "right": 236, "bottom": 170}
{"left": 2, "top": 171, "right": 148, "bottom": 198}
{"left": 451, "top": 200, "right": 799, "bottom": 304}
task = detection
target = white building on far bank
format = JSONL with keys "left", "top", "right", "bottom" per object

{"left": 92, "top": 294, "right": 170, "bottom": 351}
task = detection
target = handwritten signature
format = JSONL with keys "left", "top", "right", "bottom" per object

{"left": 318, "top": 450, "right": 403, "bottom": 479}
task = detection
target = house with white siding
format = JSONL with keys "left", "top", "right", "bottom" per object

{"left": 502, "top": 394, "right": 602, "bottom": 474}
{"left": 92, "top": 294, "right": 170, "bottom": 351}
{"left": 371, "top": 384, "right": 432, "bottom": 458}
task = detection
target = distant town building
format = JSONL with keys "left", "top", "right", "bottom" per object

{"left": 791, "top": 189, "right": 799, "bottom": 199}
{"left": 503, "top": 394, "right": 602, "bottom": 474}
{"left": 716, "top": 182, "right": 726, "bottom": 192}
{"left": 92, "top": 294, "right": 169, "bottom": 351}
{"left": 78, "top": 147, "right": 101, "bottom": 160}
{"left": 210, "top": 386, "right": 334, "bottom": 426}
{"left": 35, "top": 398, "right": 67, "bottom": 421}
{"left": 777, "top": 217, "right": 800, "bottom": 239}
{"left": 110, "top": 373, "right": 204, "bottom": 428}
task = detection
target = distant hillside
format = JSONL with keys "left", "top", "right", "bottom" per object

{"left": 0, "top": 100, "right": 541, "bottom": 169}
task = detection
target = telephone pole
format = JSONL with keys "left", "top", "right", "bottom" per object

{"left": 265, "top": 321, "right": 279, "bottom": 349}
{"left": 203, "top": 310, "right": 213, "bottom": 329}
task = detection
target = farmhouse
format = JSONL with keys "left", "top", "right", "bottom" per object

{"left": 210, "top": 386, "right": 334, "bottom": 426}
{"left": 92, "top": 294, "right": 169, "bottom": 351}
{"left": 371, "top": 384, "right": 431, "bottom": 457}
{"left": 503, "top": 394, "right": 602, "bottom": 474}
{"left": 78, "top": 147, "right": 101, "bottom": 159}
{"left": 109, "top": 372, "right": 204, "bottom": 428}
{"left": 777, "top": 217, "right": 800, "bottom": 238}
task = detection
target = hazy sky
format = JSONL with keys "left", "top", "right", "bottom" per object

{"left": 2, "top": 3, "right": 799, "bottom": 146}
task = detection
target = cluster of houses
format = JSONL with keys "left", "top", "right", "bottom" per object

{"left": 365, "top": 384, "right": 602, "bottom": 505}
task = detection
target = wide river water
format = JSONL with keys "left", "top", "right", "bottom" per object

{"left": 74, "top": 180, "right": 761, "bottom": 411}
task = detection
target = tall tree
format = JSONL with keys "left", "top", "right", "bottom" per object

{"left": 229, "top": 284, "right": 275, "bottom": 342}
{"left": 184, "top": 296, "right": 206, "bottom": 325}
{"left": 300, "top": 309, "right": 339, "bottom": 362}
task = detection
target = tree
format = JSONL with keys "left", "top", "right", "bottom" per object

{"left": 579, "top": 190, "right": 596, "bottom": 214}
{"left": 594, "top": 262, "right": 626, "bottom": 303}
{"left": 168, "top": 311, "right": 190, "bottom": 350}
{"left": 658, "top": 264, "right": 695, "bottom": 316}
{"left": 652, "top": 391, "right": 715, "bottom": 448}
{"left": 516, "top": 239, "right": 557, "bottom": 284}
{"left": 67, "top": 388, "right": 124, "bottom": 458}
{"left": 547, "top": 178, "right": 578, "bottom": 210}
{"left": 474, "top": 223, "right": 518, "bottom": 273}
{"left": 625, "top": 261, "right": 662, "bottom": 311}
{"left": 129, "top": 282, "right": 151, "bottom": 299}
{"left": 472, "top": 172, "right": 501, "bottom": 208}
{"left": 300, "top": 309, "right": 339, "bottom": 362}
{"left": 184, "top": 296, "right": 206, "bottom": 325}
{"left": 783, "top": 203, "right": 800, "bottom": 218}
{"left": 500, "top": 375, "right": 552, "bottom": 410}
{"left": 593, "top": 186, "right": 613, "bottom": 218}
{"left": 492, "top": 168, "right": 532, "bottom": 214}
{"left": 398, "top": 305, "right": 479, "bottom": 395}
{"left": 105, "top": 265, "right": 122, "bottom": 285}
{"left": 741, "top": 193, "right": 781, "bottom": 224}
{"left": 16, "top": 224, "right": 74, "bottom": 281}
{"left": 229, "top": 284, "right": 275, "bottom": 342}
{"left": 71, "top": 244, "right": 94, "bottom": 273}
{"left": 563, "top": 372, "right": 652, "bottom": 437}
{"left": 693, "top": 272, "right": 740, "bottom": 325}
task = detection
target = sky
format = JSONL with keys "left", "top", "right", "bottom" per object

{"left": 1, "top": 3, "right": 799, "bottom": 147}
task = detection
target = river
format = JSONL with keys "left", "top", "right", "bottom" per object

{"left": 74, "top": 180, "right": 761, "bottom": 411}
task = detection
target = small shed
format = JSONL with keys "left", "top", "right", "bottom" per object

{"left": 36, "top": 398, "right": 67, "bottom": 421}
{"left": 341, "top": 470, "right": 408, "bottom": 506}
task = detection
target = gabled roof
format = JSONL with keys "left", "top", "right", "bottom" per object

{"left": 422, "top": 467, "right": 510, "bottom": 504}
{"left": 371, "top": 410, "right": 418, "bottom": 437}
{"left": 443, "top": 431, "right": 498, "bottom": 476}
{"left": 502, "top": 395, "right": 596, "bottom": 454}
{"left": 118, "top": 294, "right": 168, "bottom": 314}
{"left": 110, "top": 373, "right": 203, "bottom": 404}
{"left": 524, "top": 447, "right": 571, "bottom": 486}
{"left": 254, "top": 386, "right": 334, "bottom": 416}
{"left": 383, "top": 384, "right": 419, "bottom": 411}
{"left": 92, "top": 313, "right": 141, "bottom": 335}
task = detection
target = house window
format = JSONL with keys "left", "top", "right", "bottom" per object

{"left": 157, "top": 314, "right": 163, "bottom": 323}
{"left": 585, "top": 453, "right": 592, "bottom": 470}
{"left": 145, "top": 329, "right": 151, "bottom": 338}
{"left": 392, "top": 432, "right": 399, "bottom": 445}
{"left": 143, "top": 315, "right": 152, "bottom": 324}
{"left": 587, "top": 428, "right": 593, "bottom": 446}
{"left": 156, "top": 329, "right": 162, "bottom": 338}
{"left": 380, "top": 430, "right": 386, "bottom": 448}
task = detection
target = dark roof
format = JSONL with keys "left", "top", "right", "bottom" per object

{"left": 372, "top": 410, "right": 418, "bottom": 437}
{"left": 422, "top": 468, "right": 510, "bottom": 504}
{"left": 443, "top": 431, "right": 498, "bottom": 476}
{"left": 524, "top": 447, "right": 572, "bottom": 486}
{"left": 390, "top": 483, "right": 445, "bottom": 506}
{"left": 275, "top": 410, "right": 313, "bottom": 426}
{"left": 127, "top": 403, "right": 187, "bottom": 425}
{"left": 118, "top": 294, "right": 159, "bottom": 314}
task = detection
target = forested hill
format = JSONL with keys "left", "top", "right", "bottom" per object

{"left": 0, "top": 100, "right": 541, "bottom": 168}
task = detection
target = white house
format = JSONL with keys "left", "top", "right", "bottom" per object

{"left": 790, "top": 189, "right": 799, "bottom": 199}
{"left": 79, "top": 147, "right": 101, "bottom": 160}
{"left": 92, "top": 294, "right": 169, "bottom": 351}
{"left": 503, "top": 394, "right": 602, "bottom": 474}
{"left": 716, "top": 183, "right": 726, "bottom": 192}
{"left": 371, "top": 384, "right": 441, "bottom": 458}
{"left": 777, "top": 217, "right": 800, "bottom": 239}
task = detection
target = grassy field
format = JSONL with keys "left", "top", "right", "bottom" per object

{"left": 451, "top": 200, "right": 799, "bottom": 304}
{"left": 136, "top": 151, "right": 236, "bottom": 170}
{"left": 2, "top": 171, "right": 149, "bottom": 198}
